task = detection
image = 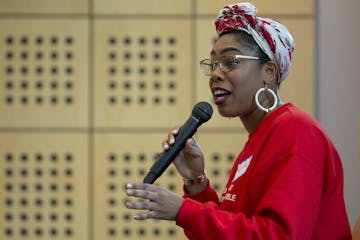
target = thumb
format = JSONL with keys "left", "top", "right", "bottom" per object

{"left": 185, "top": 137, "right": 200, "bottom": 153}
{"left": 186, "top": 137, "right": 195, "bottom": 148}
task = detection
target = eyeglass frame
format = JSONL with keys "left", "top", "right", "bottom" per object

{"left": 199, "top": 54, "right": 266, "bottom": 76}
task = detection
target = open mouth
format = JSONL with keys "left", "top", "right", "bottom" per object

{"left": 213, "top": 89, "right": 231, "bottom": 104}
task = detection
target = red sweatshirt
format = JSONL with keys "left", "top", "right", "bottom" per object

{"left": 176, "top": 103, "right": 351, "bottom": 240}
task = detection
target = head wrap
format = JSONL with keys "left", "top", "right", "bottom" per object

{"left": 215, "top": 2, "right": 295, "bottom": 82}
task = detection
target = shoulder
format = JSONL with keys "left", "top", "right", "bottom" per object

{"left": 275, "top": 103, "right": 317, "bottom": 125}
{"left": 271, "top": 103, "right": 324, "bottom": 135}
{"left": 274, "top": 103, "right": 337, "bottom": 162}
{"left": 264, "top": 103, "right": 335, "bottom": 154}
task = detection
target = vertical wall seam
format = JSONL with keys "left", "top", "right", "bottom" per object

{"left": 190, "top": 0, "right": 197, "bottom": 106}
{"left": 314, "top": 0, "right": 319, "bottom": 120}
{"left": 88, "top": 0, "right": 94, "bottom": 239}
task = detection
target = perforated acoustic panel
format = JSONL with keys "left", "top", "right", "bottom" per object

{"left": 0, "top": 19, "right": 89, "bottom": 127}
{"left": 0, "top": 133, "right": 88, "bottom": 239}
{"left": 0, "top": 0, "right": 88, "bottom": 14}
{"left": 197, "top": 132, "right": 248, "bottom": 194}
{"left": 196, "top": 0, "right": 315, "bottom": 15}
{"left": 94, "top": 19, "right": 192, "bottom": 128}
{"left": 94, "top": 0, "right": 192, "bottom": 15}
{"left": 278, "top": 19, "right": 315, "bottom": 114}
{"left": 93, "top": 133, "right": 184, "bottom": 240}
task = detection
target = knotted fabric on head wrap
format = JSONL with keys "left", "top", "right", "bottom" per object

{"left": 215, "top": 2, "right": 295, "bottom": 83}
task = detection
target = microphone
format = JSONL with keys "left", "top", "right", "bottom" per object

{"left": 143, "top": 101, "right": 213, "bottom": 184}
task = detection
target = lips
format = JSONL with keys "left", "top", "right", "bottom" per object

{"left": 212, "top": 88, "right": 231, "bottom": 105}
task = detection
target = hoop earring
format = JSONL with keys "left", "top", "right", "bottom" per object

{"left": 255, "top": 85, "right": 278, "bottom": 113}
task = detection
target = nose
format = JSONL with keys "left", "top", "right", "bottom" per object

{"left": 209, "top": 64, "right": 224, "bottom": 83}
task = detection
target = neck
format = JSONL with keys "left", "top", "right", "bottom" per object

{"left": 240, "top": 108, "right": 267, "bottom": 134}
{"left": 241, "top": 98, "right": 283, "bottom": 133}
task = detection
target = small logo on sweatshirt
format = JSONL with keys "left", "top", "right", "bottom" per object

{"left": 232, "top": 155, "right": 253, "bottom": 182}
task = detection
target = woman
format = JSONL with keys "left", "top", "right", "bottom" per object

{"left": 125, "top": 2, "right": 352, "bottom": 239}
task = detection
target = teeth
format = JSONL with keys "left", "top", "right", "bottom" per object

{"left": 213, "top": 89, "right": 230, "bottom": 97}
{"left": 214, "top": 90, "right": 227, "bottom": 94}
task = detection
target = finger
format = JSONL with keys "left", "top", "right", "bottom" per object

{"left": 172, "top": 127, "right": 179, "bottom": 135}
{"left": 168, "top": 127, "right": 180, "bottom": 144}
{"left": 167, "top": 131, "right": 175, "bottom": 145}
{"left": 184, "top": 138, "right": 195, "bottom": 151}
{"left": 134, "top": 210, "right": 158, "bottom": 220}
{"left": 126, "top": 189, "right": 158, "bottom": 201}
{"left": 186, "top": 138, "right": 193, "bottom": 147}
{"left": 162, "top": 127, "right": 179, "bottom": 150}
{"left": 185, "top": 137, "right": 201, "bottom": 153}
{"left": 126, "top": 183, "right": 160, "bottom": 200}
{"left": 161, "top": 139, "right": 169, "bottom": 150}
{"left": 126, "top": 183, "right": 158, "bottom": 191}
{"left": 125, "top": 200, "right": 157, "bottom": 211}
{"left": 189, "top": 137, "right": 199, "bottom": 147}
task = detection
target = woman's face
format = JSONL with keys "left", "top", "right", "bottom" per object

{"left": 209, "top": 33, "right": 266, "bottom": 118}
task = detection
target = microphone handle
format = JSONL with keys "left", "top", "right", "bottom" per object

{"left": 143, "top": 116, "right": 200, "bottom": 184}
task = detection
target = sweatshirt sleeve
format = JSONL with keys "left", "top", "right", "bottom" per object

{"left": 182, "top": 179, "right": 220, "bottom": 204}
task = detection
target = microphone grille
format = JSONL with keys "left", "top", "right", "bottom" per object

{"left": 192, "top": 101, "right": 213, "bottom": 123}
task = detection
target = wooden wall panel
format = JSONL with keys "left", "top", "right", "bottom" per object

{"left": 197, "top": 132, "right": 248, "bottom": 194}
{"left": 94, "top": 19, "right": 192, "bottom": 128}
{"left": 0, "top": 19, "right": 89, "bottom": 127}
{"left": 0, "top": 133, "right": 89, "bottom": 240}
{"left": 0, "top": 0, "right": 88, "bottom": 14}
{"left": 94, "top": 0, "right": 191, "bottom": 15}
{"left": 93, "top": 133, "right": 185, "bottom": 240}
{"left": 279, "top": 19, "right": 315, "bottom": 116}
{"left": 196, "top": 0, "right": 315, "bottom": 15}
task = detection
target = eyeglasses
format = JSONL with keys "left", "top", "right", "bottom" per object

{"left": 200, "top": 54, "right": 261, "bottom": 76}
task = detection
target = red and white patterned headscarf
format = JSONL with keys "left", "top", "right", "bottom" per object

{"left": 215, "top": 2, "right": 295, "bottom": 82}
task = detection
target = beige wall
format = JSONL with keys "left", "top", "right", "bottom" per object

{"left": 317, "top": 0, "right": 360, "bottom": 228}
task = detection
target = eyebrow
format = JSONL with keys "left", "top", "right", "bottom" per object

{"left": 210, "top": 47, "right": 244, "bottom": 56}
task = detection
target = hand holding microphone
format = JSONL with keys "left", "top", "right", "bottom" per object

{"left": 126, "top": 102, "right": 212, "bottom": 221}
{"left": 143, "top": 102, "right": 213, "bottom": 184}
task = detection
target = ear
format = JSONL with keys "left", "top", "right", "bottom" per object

{"left": 262, "top": 61, "right": 278, "bottom": 85}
